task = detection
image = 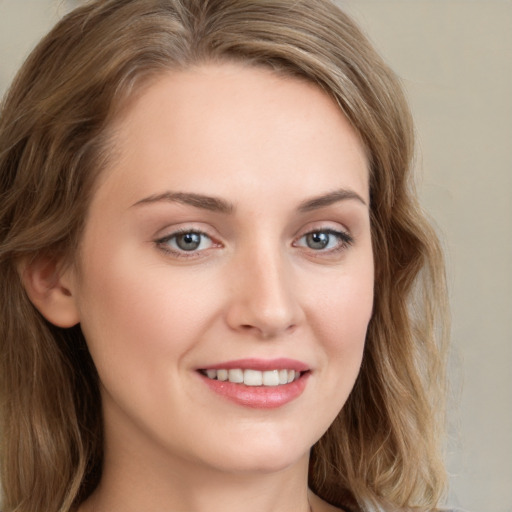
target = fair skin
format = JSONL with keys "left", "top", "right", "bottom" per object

{"left": 33, "top": 64, "right": 374, "bottom": 512}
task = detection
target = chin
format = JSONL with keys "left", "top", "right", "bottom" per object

{"left": 211, "top": 451, "right": 307, "bottom": 476}
{"left": 196, "top": 431, "right": 312, "bottom": 475}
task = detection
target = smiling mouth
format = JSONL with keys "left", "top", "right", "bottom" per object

{"left": 199, "top": 368, "right": 306, "bottom": 386}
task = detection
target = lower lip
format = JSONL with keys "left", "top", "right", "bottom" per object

{"left": 199, "top": 372, "right": 310, "bottom": 409}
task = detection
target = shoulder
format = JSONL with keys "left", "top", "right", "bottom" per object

{"left": 438, "top": 509, "right": 471, "bottom": 512}
{"left": 309, "top": 491, "right": 348, "bottom": 512}
{"left": 438, "top": 508, "right": 471, "bottom": 512}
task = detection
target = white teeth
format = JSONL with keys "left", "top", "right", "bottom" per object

{"left": 244, "top": 369, "right": 262, "bottom": 386}
{"left": 228, "top": 369, "right": 244, "bottom": 383}
{"left": 206, "top": 369, "right": 217, "bottom": 379}
{"left": 203, "top": 368, "right": 302, "bottom": 386}
{"left": 262, "top": 370, "right": 280, "bottom": 386}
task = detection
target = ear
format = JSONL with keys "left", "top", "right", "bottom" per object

{"left": 19, "top": 255, "right": 80, "bottom": 328}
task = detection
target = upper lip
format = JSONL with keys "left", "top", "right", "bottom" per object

{"left": 199, "top": 358, "right": 309, "bottom": 372}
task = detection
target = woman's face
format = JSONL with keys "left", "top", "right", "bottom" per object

{"left": 69, "top": 64, "right": 374, "bottom": 475}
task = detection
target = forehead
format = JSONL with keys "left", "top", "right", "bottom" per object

{"left": 95, "top": 63, "right": 369, "bottom": 208}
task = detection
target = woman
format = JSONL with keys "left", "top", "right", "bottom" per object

{"left": 0, "top": 1, "right": 449, "bottom": 511}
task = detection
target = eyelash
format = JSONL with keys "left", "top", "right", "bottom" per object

{"left": 155, "top": 227, "right": 353, "bottom": 259}
{"left": 155, "top": 229, "right": 218, "bottom": 259}
{"left": 293, "top": 228, "right": 354, "bottom": 254}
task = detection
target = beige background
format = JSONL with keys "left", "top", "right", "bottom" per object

{"left": 1, "top": 1, "right": 511, "bottom": 511}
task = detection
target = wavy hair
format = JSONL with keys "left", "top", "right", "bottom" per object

{"left": 0, "top": 1, "right": 449, "bottom": 511}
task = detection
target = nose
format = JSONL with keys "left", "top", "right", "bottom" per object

{"left": 224, "top": 244, "right": 305, "bottom": 339}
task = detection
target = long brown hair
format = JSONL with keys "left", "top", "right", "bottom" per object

{"left": 0, "top": 1, "right": 449, "bottom": 511}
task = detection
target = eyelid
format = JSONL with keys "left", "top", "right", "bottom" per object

{"left": 152, "top": 222, "right": 354, "bottom": 260}
{"left": 292, "top": 225, "right": 354, "bottom": 254}
{"left": 293, "top": 219, "right": 353, "bottom": 240}
{"left": 154, "top": 226, "right": 223, "bottom": 259}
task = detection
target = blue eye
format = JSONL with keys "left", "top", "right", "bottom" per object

{"left": 158, "top": 230, "right": 213, "bottom": 253}
{"left": 296, "top": 229, "right": 352, "bottom": 251}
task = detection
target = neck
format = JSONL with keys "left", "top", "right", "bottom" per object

{"left": 81, "top": 424, "right": 313, "bottom": 512}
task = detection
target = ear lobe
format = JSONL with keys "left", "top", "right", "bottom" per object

{"left": 19, "top": 256, "right": 80, "bottom": 328}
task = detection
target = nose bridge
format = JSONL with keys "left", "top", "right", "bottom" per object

{"left": 226, "top": 237, "right": 303, "bottom": 337}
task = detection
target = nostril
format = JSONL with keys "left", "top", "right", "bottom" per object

{"left": 238, "top": 322, "right": 297, "bottom": 339}
{"left": 225, "top": 286, "right": 304, "bottom": 338}
{"left": 240, "top": 324, "right": 255, "bottom": 332}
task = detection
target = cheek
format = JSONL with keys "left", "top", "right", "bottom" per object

{"left": 322, "top": 295, "right": 371, "bottom": 388}
{"left": 289, "top": 263, "right": 373, "bottom": 442}
{"left": 77, "top": 253, "right": 209, "bottom": 370}
{"left": 324, "top": 283, "right": 372, "bottom": 344}
{"left": 306, "top": 260, "right": 374, "bottom": 395}
{"left": 74, "top": 243, "right": 216, "bottom": 378}
{"left": 310, "top": 260, "right": 374, "bottom": 344}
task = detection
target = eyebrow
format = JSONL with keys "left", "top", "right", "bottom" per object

{"left": 131, "top": 187, "right": 366, "bottom": 214}
{"left": 131, "top": 191, "right": 234, "bottom": 214}
{"left": 298, "top": 189, "right": 367, "bottom": 212}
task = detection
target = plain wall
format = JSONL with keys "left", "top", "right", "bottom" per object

{"left": 1, "top": 1, "right": 511, "bottom": 511}
{"left": 340, "top": 3, "right": 512, "bottom": 511}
